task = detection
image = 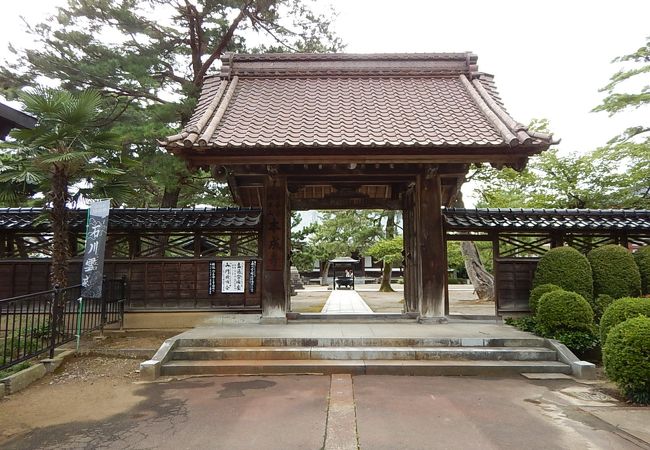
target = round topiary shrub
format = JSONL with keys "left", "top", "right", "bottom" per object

{"left": 529, "top": 284, "right": 562, "bottom": 315}
{"left": 603, "top": 316, "right": 650, "bottom": 404}
{"left": 532, "top": 246, "right": 593, "bottom": 302}
{"left": 634, "top": 246, "right": 650, "bottom": 295}
{"left": 588, "top": 244, "right": 641, "bottom": 300}
{"left": 600, "top": 297, "right": 650, "bottom": 344}
{"left": 537, "top": 290, "right": 594, "bottom": 333}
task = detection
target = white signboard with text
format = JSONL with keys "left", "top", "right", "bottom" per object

{"left": 222, "top": 260, "right": 245, "bottom": 293}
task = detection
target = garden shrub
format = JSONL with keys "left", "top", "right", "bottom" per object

{"left": 634, "top": 246, "right": 650, "bottom": 295}
{"left": 588, "top": 244, "right": 641, "bottom": 300}
{"left": 603, "top": 316, "right": 650, "bottom": 404}
{"left": 600, "top": 297, "right": 650, "bottom": 344}
{"left": 529, "top": 284, "right": 562, "bottom": 314}
{"left": 537, "top": 290, "right": 594, "bottom": 332}
{"left": 536, "top": 290, "right": 597, "bottom": 353}
{"left": 532, "top": 246, "right": 593, "bottom": 302}
{"left": 593, "top": 294, "right": 614, "bottom": 321}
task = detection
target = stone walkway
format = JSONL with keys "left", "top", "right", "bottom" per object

{"left": 320, "top": 289, "right": 374, "bottom": 314}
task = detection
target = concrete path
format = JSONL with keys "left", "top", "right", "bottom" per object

{"left": 5, "top": 375, "right": 648, "bottom": 450}
{"left": 320, "top": 290, "right": 374, "bottom": 314}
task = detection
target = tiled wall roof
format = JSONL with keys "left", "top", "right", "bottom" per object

{"left": 0, "top": 208, "right": 261, "bottom": 232}
{"left": 445, "top": 208, "right": 650, "bottom": 233}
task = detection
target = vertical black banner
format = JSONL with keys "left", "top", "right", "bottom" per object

{"left": 208, "top": 261, "right": 217, "bottom": 295}
{"left": 249, "top": 260, "right": 257, "bottom": 294}
{"left": 81, "top": 200, "right": 110, "bottom": 298}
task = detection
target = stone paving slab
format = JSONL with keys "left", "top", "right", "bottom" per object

{"left": 321, "top": 290, "right": 374, "bottom": 314}
{"left": 584, "top": 407, "right": 650, "bottom": 445}
{"left": 179, "top": 322, "right": 536, "bottom": 340}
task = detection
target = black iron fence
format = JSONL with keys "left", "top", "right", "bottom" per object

{"left": 0, "top": 277, "right": 126, "bottom": 371}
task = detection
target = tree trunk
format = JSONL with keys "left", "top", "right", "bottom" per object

{"left": 320, "top": 260, "right": 331, "bottom": 286}
{"left": 161, "top": 186, "right": 181, "bottom": 208}
{"left": 50, "top": 167, "right": 69, "bottom": 293}
{"left": 453, "top": 191, "right": 495, "bottom": 302}
{"left": 379, "top": 211, "right": 396, "bottom": 292}
{"left": 460, "top": 241, "right": 495, "bottom": 302}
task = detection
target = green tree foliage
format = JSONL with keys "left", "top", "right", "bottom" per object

{"left": 600, "top": 297, "right": 650, "bottom": 344}
{"left": 290, "top": 212, "right": 318, "bottom": 272}
{"left": 474, "top": 147, "right": 648, "bottom": 209}
{"left": 297, "top": 210, "right": 383, "bottom": 280}
{"left": 532, "top": 246, "right": 593, "bottom": 302}
{"left": 0, "top": 88, "right": 123, "bottom": 287}
{"left": 634, "top": 246, "right": 650, "bottom": 295}
{"left": 1, "top": 0, "right": 343, "bottom": 206}
{"left": 603, "top": 316, "right": 650, "bottom": 404}
{"left": 588, "top": 244, "right": 641, "bottom": 300}
{"left": 366, "top": 236, "right": 403, "bottom": 266}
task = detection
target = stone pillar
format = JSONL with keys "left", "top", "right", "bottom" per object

{"left": 416, "top": 171, "right": 446, "bottom": 321}
{"left": 261, "top": 176, "right": 289, "bottom": 323}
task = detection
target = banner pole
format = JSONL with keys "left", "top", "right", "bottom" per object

{"left": 75, "top": 296, "right": 84, "bottom": 351}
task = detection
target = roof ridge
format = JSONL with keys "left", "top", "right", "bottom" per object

{"left": 459, "top": 75, "right": 518, "bottom": 146}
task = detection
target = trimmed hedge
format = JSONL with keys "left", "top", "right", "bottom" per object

{"left": 537, "top": 290, "right": 594, "bottom": 333}
{"left": 532, "top": 246, "right": 593, "bottom": 302}
{"left": 634, "top": 246, "right": 650, "bottom": 295}
{"left": 603, "top": 316, "right": 650, "bottom": 404}
{"left": 529, "top": 284, "right": 562, "bottom": 314}
{"left": 600, "top": 297, "right": 650, "bottom": 344}
{"left": 588, "top": 244, "right": 641, "bottom": 300}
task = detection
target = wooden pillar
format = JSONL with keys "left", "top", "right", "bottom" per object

{"left": 402, "top": 187, "right": 418, "bottom": 313}
{"left": 261, "top": 176, "right": 289, "bottom": 322}
{"left": 416, "top": 171, "right": 445, "bottom": 320}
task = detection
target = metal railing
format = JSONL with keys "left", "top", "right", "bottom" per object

{"left": 0, "top": 277, "right": 126, "bottom": 371}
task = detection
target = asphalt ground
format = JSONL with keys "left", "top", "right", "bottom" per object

{"left": 2, "top": 375, "right": 647, "bottom": 450}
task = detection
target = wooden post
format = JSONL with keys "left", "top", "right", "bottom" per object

{"left": 261, "top": 176, "right": 289, "bottom": 322}
{"left": 402, "top": 187, "right": 418, "bottom": 313}
{"left": 416, "top": 171, "right": 445, "bottom": 321}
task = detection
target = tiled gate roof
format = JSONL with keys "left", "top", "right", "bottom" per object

{"left": 161, "top": 53, "right": 557, "bottom": 150}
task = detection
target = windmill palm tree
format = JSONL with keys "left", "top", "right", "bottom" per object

{"left": 0, "top": 88, "right": 123, "bottom": 288}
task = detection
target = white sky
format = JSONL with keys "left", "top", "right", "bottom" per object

{"left": 2, "top": 0, "right": 648, "bottom": 153}
{"left": 1, "top": 1, "right": 648, "bottom": 213}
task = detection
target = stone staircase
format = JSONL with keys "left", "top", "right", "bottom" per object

{"left": 159, "top": 336, "right": 572, "bottom": 377}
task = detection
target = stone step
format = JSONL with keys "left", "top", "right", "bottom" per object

{"left": 171, "top": 346, "right": 557, "bottom": 362}
{"left": 161, "top": 359, "right": 572, "bottom": 377}
{"left": 176, "top": 337, "right": 546, "bottom": 348}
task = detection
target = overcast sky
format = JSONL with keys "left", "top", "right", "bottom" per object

{"left": 1, "top": 0, "right": 648, "bottom": 155}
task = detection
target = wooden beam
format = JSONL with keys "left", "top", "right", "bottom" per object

{"left": 290, "top": 198, "right": 403, "bottom": 211}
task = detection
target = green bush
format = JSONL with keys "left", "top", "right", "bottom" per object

{"left": 603, "top": 316, "right": 650, "bottom": 404}
{"left": 634, "top": 246, "right": 650, "bottom": 295}
{"left": 588, "top": 244, "right": 641, "bottom": 300}
{"left": 532, "top": 246, "right": 593, "bottom": 302}
{"left": 600, "top": 297, "right": 650, "bottom": 344}
{"left": 594, "top": 294, "right": 615, "bottom": 321}
{"left": 529, "top": 284, "right": 562, "bottom": 314}
{"left": 505, "top": 316, "right": 537, "bottom": 333}
{"left": 549, "top": 329, "right": 600, "bottom": 354}
{"left": 536, "top": 290, "right": 594, "bottom": 333}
